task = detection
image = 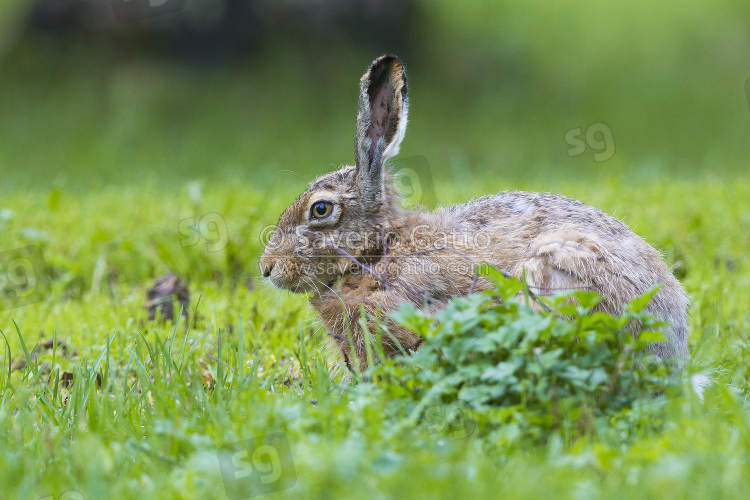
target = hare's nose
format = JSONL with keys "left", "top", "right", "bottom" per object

{"left": 260, "top": 259, "right": 275, "bottom": 278}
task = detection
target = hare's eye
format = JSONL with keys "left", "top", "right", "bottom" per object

{"left": 310, "top": 201, "right": 333, "bottom": 219}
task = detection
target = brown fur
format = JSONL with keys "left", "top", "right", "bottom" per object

{"left": 260, "top": 55, "right": 689, "bottom": 369}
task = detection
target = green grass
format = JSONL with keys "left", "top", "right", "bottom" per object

{"left": 0, "top": 176, "right": 748, "bottom": 499}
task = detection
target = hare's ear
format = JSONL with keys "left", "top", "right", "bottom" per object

{"left": 354, "top": 55, "right": 408, "bottom": 205}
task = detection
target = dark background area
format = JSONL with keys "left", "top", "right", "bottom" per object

{"left": 1, "top": 0, "right": 749, "bottom": 193}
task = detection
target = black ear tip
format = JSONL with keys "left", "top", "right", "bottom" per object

{"left": 370, "top": 54, "right": 404, "bottom": 73}
{"left": 375, "top": 53, "right": 402, "bottom": 64}
{"left": 366, "top": 54, "right": 407, "bottom": 95}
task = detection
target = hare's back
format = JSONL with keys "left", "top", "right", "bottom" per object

{"left": 429, "top": 190, "right": 669, "bottom": 275}
{"left": 428, "top": 190, "right": 681, "bottom": 310}
{"left": 438, "top": 191, "right": 634, "bottom": 241}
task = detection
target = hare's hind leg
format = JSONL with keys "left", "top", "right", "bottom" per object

{"left": 516, "top": 230, "right": 605, "bottom": 297}
{"left": 516, "top": 230, "right": 689, "bottom": 363}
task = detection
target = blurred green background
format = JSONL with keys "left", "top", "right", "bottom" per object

{"left": 1, "top": 0, "right": 748, "bottom": 195}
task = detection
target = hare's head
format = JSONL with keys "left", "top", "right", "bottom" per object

{"left": 260, "top": 55, "right": 409, "bottom": 293}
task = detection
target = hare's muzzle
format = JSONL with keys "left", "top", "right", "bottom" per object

{"left": 259, "top": 257, "right": 275, "bottom": 278}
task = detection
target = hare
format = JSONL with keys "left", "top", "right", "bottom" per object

{"left": 259, "top": 54, "right": 689, "bottom": 370}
